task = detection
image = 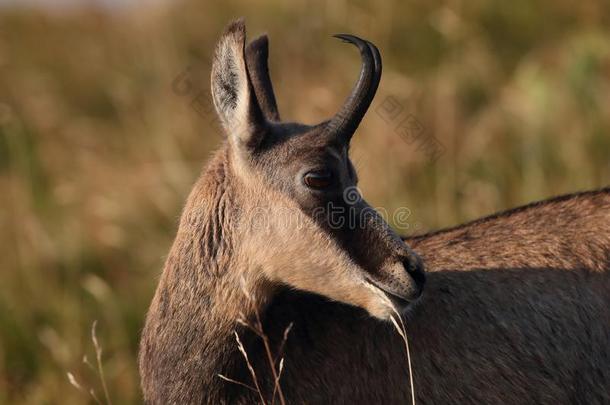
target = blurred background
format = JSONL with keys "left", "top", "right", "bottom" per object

{"left": 1, "top": 0, "right": 609, "bottom": 403}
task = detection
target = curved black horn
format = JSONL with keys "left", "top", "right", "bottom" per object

{"left": 365, "top": 40, "right": 382, "bottom": 110}
{"left": 326, "top": 34, "right": 382, "bottom": 143}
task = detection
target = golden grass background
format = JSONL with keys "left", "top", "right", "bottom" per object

{"left": 1, "top": 0, "right": 609, "bottom": 403}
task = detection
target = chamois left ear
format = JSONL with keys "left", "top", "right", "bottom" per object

{"left": 246, "top": 35, "right": 280, "bottom": 122}
{"left": 211, "top": 18, "right": 267, "bottom": 149}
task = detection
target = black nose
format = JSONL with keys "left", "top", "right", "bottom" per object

{"left": 403, "top": 253, "right": 426, "bottom": 297}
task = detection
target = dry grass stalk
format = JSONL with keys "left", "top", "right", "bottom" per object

{"left": 217, "top": 374, "right": 257, "bottom": 393}
{"left": 91, "top": 320, "right": 113, "bottom": 405}
{"left": 66, "top": 321, "right": 113, "bottom": 405}
{"left": 234, "top": 331, "right": 267, "bottom": 405}
{"left": 67, "top": 371, "right": 103, "bottom": 405}
{"left": 214, "top": 280, "right": 293, "bottom": 405}
{"left": 390, "top": 307, "right": 416, "bottom": 405}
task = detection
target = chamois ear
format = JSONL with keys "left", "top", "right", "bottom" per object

{"left": 211, "top": 19, "right": 267, "bottom": 149}
{"left": 245, "top": 35, "right": 280, "bottom": 121}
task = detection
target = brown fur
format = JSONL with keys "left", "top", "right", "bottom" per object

{"left": 139, "top": 20, "right": 610, "bottom": 404}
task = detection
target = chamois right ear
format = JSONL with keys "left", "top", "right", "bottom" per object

{"left": 211, "top": 19, "right": 266, "bottom": 149}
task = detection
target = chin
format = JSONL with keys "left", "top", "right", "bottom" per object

{"left": 362, "top": 282, "right": 422, "bottom": 321}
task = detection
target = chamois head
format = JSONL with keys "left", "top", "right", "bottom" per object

{"left": 208, "top": 19, "right": 424, "bottom": 320}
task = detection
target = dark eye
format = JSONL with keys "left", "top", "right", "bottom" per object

{"left": 303, "top": 170, "right": 333, "bottom": 189}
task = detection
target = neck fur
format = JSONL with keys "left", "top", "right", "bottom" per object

{"left": 139, "top": 147, "right": 269, "bottom": 404}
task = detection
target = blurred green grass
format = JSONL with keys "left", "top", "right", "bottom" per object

{"left": 1, "top": 0, "right": 609, "bottom": 403}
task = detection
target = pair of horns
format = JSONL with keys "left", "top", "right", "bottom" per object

{"left": 245, "top": 28, "right": 382, "bottom": 143}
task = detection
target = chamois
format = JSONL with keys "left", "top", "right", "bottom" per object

{"left": 139, "top": 19, "right": 610, "bottom": 404}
